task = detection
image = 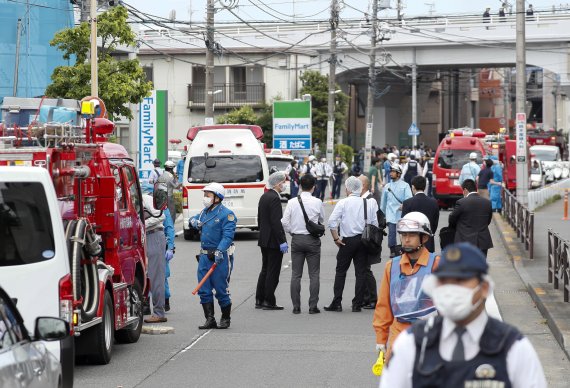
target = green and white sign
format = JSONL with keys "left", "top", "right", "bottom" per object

{"left": 273, "top": 100, "right": 312, "bottom": 150}
{"left": 138, "top": 90, "right": 168, "bottom": 180}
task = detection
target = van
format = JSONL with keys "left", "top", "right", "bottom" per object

{"left": 266, "top": 150, "right": 294, "bottom": 199}
{"left": 182, "top": 125, "right": 269, "bottom": 240}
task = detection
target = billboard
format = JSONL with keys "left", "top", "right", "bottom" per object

{"left": 138, "top": 90, "right": 168, "bottom": 180}
{"left": 273, "top": 100, "right": 312, "bottom": 150}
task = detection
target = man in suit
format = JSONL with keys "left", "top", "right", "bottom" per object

{"left": 401, "top": 176, "right": 439, "bottom": 253}
{"left": 448, "top": 179, "right": 493, "bottom": 257}
{"left": 256, "top": 172, "right": 289, "bottom": 310}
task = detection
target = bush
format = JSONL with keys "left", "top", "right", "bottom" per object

{"left": 173, "top": 191, "right": 183, "bottom": 214}
{"left": 335, "top": 144, "right": 354, "bottom": 165}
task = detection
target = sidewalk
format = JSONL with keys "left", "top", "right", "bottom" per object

{"left": 494, "top": 198, "right": 570, "bottom": 359}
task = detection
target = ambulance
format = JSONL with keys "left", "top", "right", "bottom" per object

{"left": 182, "top": 125, "right": 269, "bottom": 240}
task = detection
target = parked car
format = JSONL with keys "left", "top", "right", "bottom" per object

{"left": 0, "top": 285, "right": 69, "bottom": 388}
{"left": 529, "top": 159, "right": 544, "bottom": 189}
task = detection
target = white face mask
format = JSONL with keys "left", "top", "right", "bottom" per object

{"left": 431, "top": 284, "right": 482, "bottom": 321}
{"left": 203, "top": 196, "right": 213, "bottom": 208}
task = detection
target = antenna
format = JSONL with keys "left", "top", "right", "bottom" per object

{"left": 424, "top": 2, "right": 436, "bottom": 16}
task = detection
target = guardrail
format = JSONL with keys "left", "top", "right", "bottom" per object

{"left": 528, "top": 178, "right": 570, "bottom": 211}
{"left": 503, "top": 189, "right": 534, "bottom": 259}
{"left": 547, "top": 229, "right": 570, "bottom": 302}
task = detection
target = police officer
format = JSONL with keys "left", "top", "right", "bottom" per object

{"left": 402, "top": 155, "right": 421, "bottom": 186}
{"left": 422, "top": 157, "right": 435, "bottom": 197}
{"left": 380, "top": 242, "right": 547, "bottom": 388}
{"left": 332, "top": 154, "right": 348, "bottom": 200}
{"left": 189, "top": 183, "right": 237, "bottom": 329}
{"left": 373, "top": 212, "right": 439, "bottom": 360}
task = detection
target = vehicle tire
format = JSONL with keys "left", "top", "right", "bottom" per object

{"left": 115, "top": 279, "right": 143, "bottom": 344}
{"left": 60, "top": 335, "right": 75, "bottom": 388}
{"left": 183, "top": 229, "right": 193, "bottom": 241}
{"left": 88, "top": 290, "right": 114, "bottom": 365}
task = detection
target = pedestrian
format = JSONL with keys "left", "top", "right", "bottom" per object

{"left": 312, "top": 157, "right": 333, "bottom": 201}
{"left": 176, "top": 152, "right": 186, "bottom": 184}
{"left": 256, "top": 172, "right": 289, "bottom": 310}
{"left": 527, "top": 3, "right": 534, "bottom": 16}
{"left": 358, "top": 175, "right": 382, "bottom": 309}
{"left": 289, "top": 160, "right": 300, "bottom": 198}
{"left": 449, "top": 179, "right": 493, "bottom": 257}
{"left": 499, "top": 6, "right": 506, "bottom": 21}
{"left": 410, "top": 145, "right": 421, "bottom": 159}
{"left": 401, "top": 176, "right": 439, "bottom": 253}
{"left": 161, "top": 160, "right": 182, "bottom": 221}
{"left": 422, "top": 156, "right": 435, "bottom": 197}
{"left": 148, "top": 158, "right": 163, "bottom": 184}
{"left": 489, "top": 158, "right": 503, "bottom": 213}
{"left": 477, "top": 158, "right": 494, "bottom": 199}
{"left": 381, "top": 164, "right": 413, "bottom": 258}
{"left": 402, "top": 155, "right": 421, "bottom": 186}
{"left": 189, "top": 183, "right": 237, "bottom": 329}
{"left": 369, "top": 157, "right": 382, "bottom": 203}
{"left": 162, "top": 207, "right": 175, "bottom": 312}
{"left": 459, "top": 152, "right": 481, "bottom": 185}
{"left": 142, "top": 193, "right": 168, "bottom": 323}
{"left": 483, "top": 6, "right": 491, "bottom": 22}
{"left": 281, "top": 174, "right": 325, "bottom": 314}
{"left": 373, "top": 212, "right": 439, "bottom": 361}
{"left": 383, "top": 153, "right": 396, "bottom": 184}
{"left": 380, "top": 242, "right": 547, "bottom": 388}
{"left": 332, "top": 154, "right": 348, "bottom": 199}
{"left": 325, "top": 176, "right": 379, "bottom": 312}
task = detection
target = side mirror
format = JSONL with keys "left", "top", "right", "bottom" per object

{"left": 153, "top": 188, "right": 168, "bottom": 211}
{"left": 34, "top": 317, "right": 69, "bottom": 341}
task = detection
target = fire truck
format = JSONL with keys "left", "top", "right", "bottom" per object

{"left": 0, "top": 97, "right": 147, "bottom": 367}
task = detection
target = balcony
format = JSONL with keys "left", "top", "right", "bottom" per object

{"left": 187, "top": 83, "right": 266, "bottom": 109}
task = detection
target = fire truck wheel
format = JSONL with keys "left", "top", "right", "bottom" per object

{"left": 115, "top": 279, "right": 143, "bottom": 343}
{"left": 88, "top": 290, "right": 114, "bottom": 365}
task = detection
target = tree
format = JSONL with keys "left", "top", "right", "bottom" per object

{"left": 45, "top": 6, "right": 152, "bottom": 119}
{"left": 299, "top": 70, "right": 349, "bottom": 147}
{"left": 216, "top": 101, "right": 277, "bottom": 146}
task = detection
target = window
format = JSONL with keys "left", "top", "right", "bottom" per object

{"left": 124, "top": 166, "right": 143, "bottom": 219}
{"left": 0, "top": 182, "right": 55, "bottom": 266}
{"left": 437, "top": 150, "right": 482, "bottom": 170}
{"left": 188, "top": 155, "right": 264, "bottom": 183}
{"left": 111, "top": 165, "right": 127, "bottom": 210}
{"left": 0, "top": 292, "right": 25, "bottom": 349}
{"left": 142, "top": 66, "right": 154, "bottom": 84}
{"left": 267, "top": 158, "right": 292, "bottom": 172}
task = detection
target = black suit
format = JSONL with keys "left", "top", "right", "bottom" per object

{"left": 401, "top": 192, "right": 440, "bottom": 253}
{"left": 448, "top": 193, "right": 493, "bottom": 255}
{"left": 256, "top": 190, "right": 287, "bottom": 306}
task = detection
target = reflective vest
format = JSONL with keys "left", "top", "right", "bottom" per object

{"left": 404, "top": 160, "right": 419, "bottom": 184}
{"left": 389, "top": 253, "right": 437, "bottom": 323}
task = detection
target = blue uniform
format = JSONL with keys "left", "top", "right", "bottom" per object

{"left": 163, "top": 209, "right": 175, "bottom": 300}
{"left": 176, "top": 159, "right": 185, "bottom": 183}
{"left": 490, "top": 163, "right": 503, "bottom": 210}
{"left": 190, "top": 204, "right": 237, "bottom": 307}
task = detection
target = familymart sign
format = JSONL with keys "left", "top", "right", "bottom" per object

{"left": 138, "top": 90, "right": 168, "bottom": 180}
{"left": 273, "top": 100, "right": 312, "bottom": 150}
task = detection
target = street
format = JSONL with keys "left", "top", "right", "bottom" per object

{"left": 75, "top": 204, "right": 570, "bottom": 388}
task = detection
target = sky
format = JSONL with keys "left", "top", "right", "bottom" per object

{"left": 129, "top": 0, "right": 559, "bottom": 24}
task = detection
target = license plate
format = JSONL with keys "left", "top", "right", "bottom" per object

{"left": 222, "top": 199, "right": 241, "bottom": 208}
{"left": 453, "top": 180, "right": 460, "bottom": 186}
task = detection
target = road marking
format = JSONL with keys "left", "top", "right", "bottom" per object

{"left": 180, "top": 330, "right": 212, "bottom": 354}
{"left": 534, "top": 287, "right": 546, "bottom": 295}
{"left": 486, "top": 293, "right": 502, "bottom": 321}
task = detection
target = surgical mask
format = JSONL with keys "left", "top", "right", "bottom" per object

{"left": 431, "top": 284, "right": 482, "bottom": 321}
{"left": 203, "top": 197, "right": 213, "bottom": 208}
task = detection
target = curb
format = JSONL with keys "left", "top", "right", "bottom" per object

{"left": 493, "top": 214, "right": 570, "bottom": 359}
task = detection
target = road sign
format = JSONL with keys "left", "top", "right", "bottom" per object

{"left": 516, "top": 112, "right": 526, "bottom": 159}
{"left": 273, "top": 100, "right": 312, "bottom": 150}
{"left": 408, "top": 122, "right": 420, "bottom": 136}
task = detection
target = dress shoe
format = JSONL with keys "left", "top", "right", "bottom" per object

{"left": 352, "top": 305, "right": 362, "bottom": 312}
{"left": 255, "top": 299, "right": 263, "bottom": 309}
{"left": 262, "top": 304, "right": 284, "bottom": 310}
{"left": 309, "top": 307, "right": 321, "bottom": 314}
{"left": 323, "top": 304, "right": 342, "bottom": 312}
{"left": 292, "top": 307, "right": 301, "bottom": 314}
{"left": 362, "top": 302, "right": 376, "bottom": 310}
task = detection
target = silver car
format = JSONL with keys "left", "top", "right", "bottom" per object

{"left": 0, "top": 286, "right": 69, "bottom": 388}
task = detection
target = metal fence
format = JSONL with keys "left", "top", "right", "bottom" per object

{"left": 503, "top": 189, "right": 535, "bottom": 259}
{"left": 547, "top": 229, "right": 570, "bottom": 302}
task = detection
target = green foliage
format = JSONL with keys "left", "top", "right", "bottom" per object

{"left": 299, "top": 70, "right": 349, "bottom": 147}
{"left": 173, "top": 191, "right": 183, "bottom": 214}
{"left": 45, "top": 6, "right": 152, "bottom": 119}
{"left": 335, "top": 144, "right": 354, "bottom": 165}
{"left": 217, "top": 105, "right": 258, "bottom": 125}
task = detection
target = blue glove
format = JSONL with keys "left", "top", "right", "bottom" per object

{"left": 165, "top": 249, "right": 174, "bottom": 262}
{"left": 279, "top": 242, "right": 289, "bottom": 254}
{"left": 214, "top": 250, "right": 224, "bottom": 265}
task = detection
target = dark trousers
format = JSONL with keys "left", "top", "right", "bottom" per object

{"left": 290, "top": 234, "right": 321, "bottom": 309}
{"left": 363, "top": 263, "right": 377, "bottom": 305}
{"left": 316, "top": 179, "right": 328, "bottom": 201}
{"left": 331, "top": 235, "right": 368, "bottom": 306}
{"left": 426, "top": 173, "right": 433, "bottom": 197}
{"left": 332, "top": 174, "right": 343, "bottom": 199}
{"left": 256, "top": 247, "right": 283, "bottom": 306}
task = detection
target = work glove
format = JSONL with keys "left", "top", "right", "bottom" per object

{"left": 376, "top": 344, "right": 386, "bottom": 353}
{"left": 214, "top": 250, "right": 224, "bottom": 265}
{"left": 279, "top": 242, "right": 289, "bottom": 254}
{"left": 165, "top": 249, "right": 174, "bottom": 262}
{"left": 190, "top": 218, "right": 201, "bottom": 229}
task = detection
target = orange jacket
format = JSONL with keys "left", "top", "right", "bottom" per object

{"left": 372, "top": 249, "right": 440, "bottom": 351}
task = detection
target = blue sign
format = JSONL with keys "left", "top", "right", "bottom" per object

{"left": 408, "top": 122, "right": 420, "bottom": 136}
{"left": 273, "top": 138, "right": 311, "bottom": 150}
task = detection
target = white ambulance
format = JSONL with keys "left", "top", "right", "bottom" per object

{"left": 182, "top": 125, "right": 269, "bottom": 240}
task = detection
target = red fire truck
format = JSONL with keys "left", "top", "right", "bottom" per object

{"left": 0, "top": 97, "right": 147, "bottom": 367}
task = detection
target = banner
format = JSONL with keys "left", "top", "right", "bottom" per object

{"left": 138, "top": 90, "right": 168, "bottom": 180}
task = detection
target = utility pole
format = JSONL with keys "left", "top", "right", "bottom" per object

{"left": 411, "top": 48, "right": 417, "bottom": 147}
{"left": 90, "top": 0, "right": 98, "bottom": 97}
{"left": 515, "top": 0, "right": 528, "bottom": 203}
{"left": 364, "top": 0, "right": 378, "bottom": 173}
{"left": 204, "top": 0, "right": 215, "bottom": 125}
{"left": 13, "top": 18, "right": 22, "bottom": 97}
{"left": 397, "top": 0, "right": 403, "bottom": 21}
{"left": 326, "top": 0, "right": 339, "bottom": 165}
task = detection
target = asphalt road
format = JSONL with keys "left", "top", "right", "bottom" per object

{"left": 74, "top": 203, "right": 570, "bottom": 388}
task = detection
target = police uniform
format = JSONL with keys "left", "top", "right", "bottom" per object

{"left": 380, "top": 243, "right": 547, "bottom": 388}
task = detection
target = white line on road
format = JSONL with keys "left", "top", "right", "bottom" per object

{"left": 180, "top": 329, "right": 213, "bottom": 354}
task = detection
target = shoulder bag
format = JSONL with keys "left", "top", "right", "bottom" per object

{"left": 361, "top": 198, "right": 383, "bottom": 264}
{"left": 298, "top": 197, "right": 325, "bottom": 238}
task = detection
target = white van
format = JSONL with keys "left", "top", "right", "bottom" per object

{"left": 182, "top": 125, "right": 269, "bottom": 240}
{"left": 0, "top": 167, "right": 74, "bottom": 387}
{"left": 266, "top": 150, "right": 294, "bottom": 199}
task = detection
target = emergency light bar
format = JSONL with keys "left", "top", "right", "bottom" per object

{"left": 186, "top": 125, "right": 264, "bottom": 141}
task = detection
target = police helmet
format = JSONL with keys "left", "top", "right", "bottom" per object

{"left": 202, "top": 182, "right": 225, "bottom": 200}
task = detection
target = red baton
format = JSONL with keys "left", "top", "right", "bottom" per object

{"left": 192, "top": 263, "right": 217, "bottom": 295}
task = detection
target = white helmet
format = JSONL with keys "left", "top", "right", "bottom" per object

{"left": 469, "top": 152, "right": 478, "bottom": 160}
{"left": 202, "top": 182, "right": 225, "bottom": 200}
{"left": 164, "top": 160, "right": 176, "bottom": 169}
{"left": 397, "top": 212, "right": 432, "bottom": 236}
{"left": 308, "top": 155, "right": 316, "bottom": 162}
{"left": 390, "top": 164, "right": 403, "bottom": 174}
{"left": 387, "top": 153, "right": 396, "bottom": 160}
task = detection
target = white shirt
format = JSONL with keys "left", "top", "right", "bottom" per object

{"left": 148, "top": 167, "right": 164, "bottom": 184}
{"left": 328, "top": 194, "right": 379, "bottom": 237}
{"left": 281, "top": 191, "right": 325, "bottom": 235}
{"left": 380, "top": 312, "right": 547, "bottom": 388}
{"left": 311, "top": 162, "right": 333, "bottom": 179}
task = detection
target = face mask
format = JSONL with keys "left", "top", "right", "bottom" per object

{"left": 203, "top": 197, "right": 213, "bottom": 208}
{"left": 431, "top": 284, "right": 482, "bottom": 321}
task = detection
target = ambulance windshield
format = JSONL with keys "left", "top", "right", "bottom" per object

{"left": 188, "top": 155, "right": 264, "bottom": 183}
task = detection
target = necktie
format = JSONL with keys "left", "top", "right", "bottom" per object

{"left": 451, "top": 326, "right": 466, "bottom": 361}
